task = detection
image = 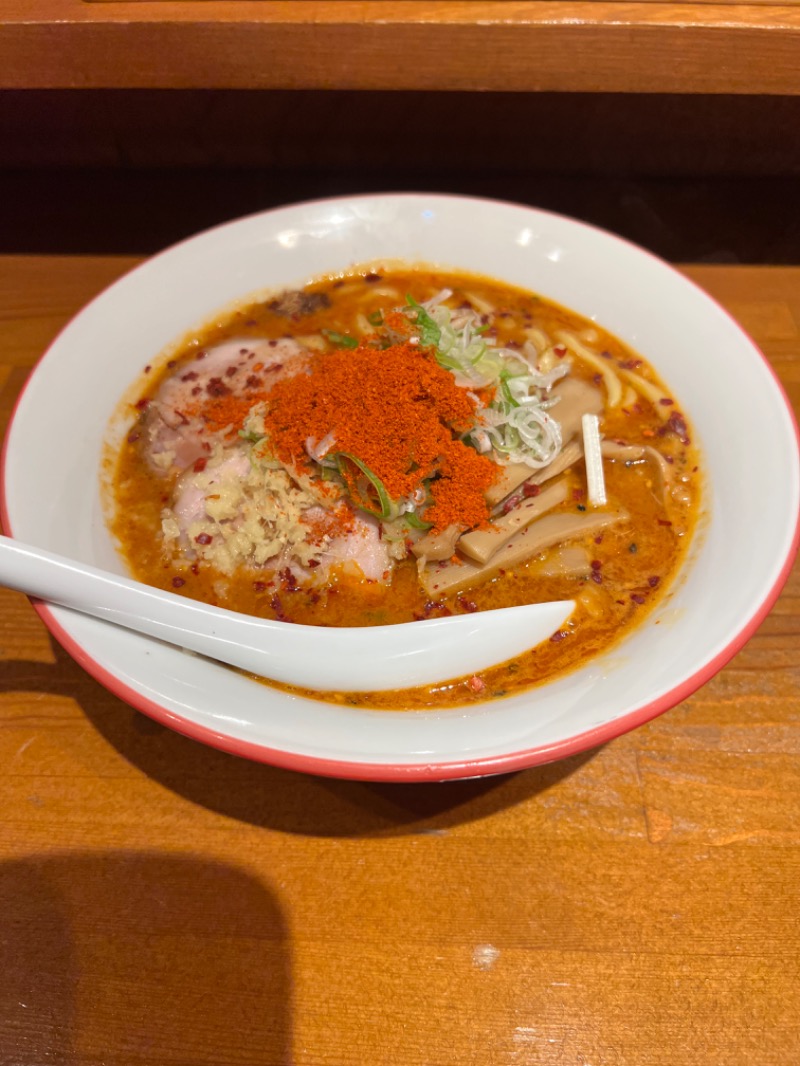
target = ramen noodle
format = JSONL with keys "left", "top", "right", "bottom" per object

{"left": 109, "top": 265, "right": 701, "bottom": 708}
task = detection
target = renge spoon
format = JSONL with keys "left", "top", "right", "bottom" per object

{"left": 0, "top": 535, "right": 574, "bottom": 691}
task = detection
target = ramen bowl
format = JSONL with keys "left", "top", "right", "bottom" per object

{"left": 2, "top": 194, "right": 798, "bottom": 780}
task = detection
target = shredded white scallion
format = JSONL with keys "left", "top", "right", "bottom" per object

{"left": 403, "top": 295, "right": 566, "bottom": 471}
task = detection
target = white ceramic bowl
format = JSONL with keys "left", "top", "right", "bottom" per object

{"left": 2, "top": 194, "right": 798, "bottom": 780}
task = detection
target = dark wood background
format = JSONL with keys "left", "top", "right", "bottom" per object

{"left": 2, "top": 90, "right": 799, "bottom": 262}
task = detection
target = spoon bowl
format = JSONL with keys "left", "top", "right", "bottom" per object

{"left": 0, "top": 535, "right": 574, "bottom": 691}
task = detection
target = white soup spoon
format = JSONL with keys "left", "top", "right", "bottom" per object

{"left": 0, "top": 535, "right": 574, "bottom": 692}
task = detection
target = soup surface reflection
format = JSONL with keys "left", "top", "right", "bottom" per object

{"left": 110, "top": 266, "right": 701, "bottom": 708}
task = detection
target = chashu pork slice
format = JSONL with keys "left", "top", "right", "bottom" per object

{"left": 143, "top": 336, "right": 309, "bottom": 472}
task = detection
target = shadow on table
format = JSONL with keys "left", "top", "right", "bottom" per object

{"left": 1, "top": 641, "right": 599, "bottom": 838}
{"left": 0, "top": 851, "right": 291, "bottom": 1066}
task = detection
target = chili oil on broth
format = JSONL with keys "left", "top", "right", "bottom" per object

{"left": 110, "top": 264, "right": 701, "bottom": 710}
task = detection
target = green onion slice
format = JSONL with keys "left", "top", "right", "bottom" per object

{"left": 334, "top": 451, "right": 395, "bottom": 520}
{"left": 499, "top": 369, "right": 522, "bottom": 408}
{"left": 323, "top": 329, "right": 359, "bottom": 349}
{"left": 405, "top": 295, "right": 442, "bottom": 349}
{"left": 404, "top": 511, "right": 433, "bottom": 531}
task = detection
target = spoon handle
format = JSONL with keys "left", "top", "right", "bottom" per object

{"left": 0, "top": 534, "right": 573, "bottom": 691}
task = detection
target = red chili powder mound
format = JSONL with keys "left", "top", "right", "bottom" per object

{"left": 262, "top": 341, "right": 499, "bottom": 531}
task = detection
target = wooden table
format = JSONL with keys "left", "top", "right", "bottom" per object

{"left": 3, "top": 0, "right": 800, "bottom": 94}
{"left": 1, "top": 256, "right": 799, "bottom": 1064}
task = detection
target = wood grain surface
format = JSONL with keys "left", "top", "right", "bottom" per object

{"left": 2, "top": 0, "right": 800, "bottom": 93}
{"left": 1, "top": 257, "right": 799, "bottom": 1064}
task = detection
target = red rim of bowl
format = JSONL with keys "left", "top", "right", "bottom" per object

{"left": 2, "top": 193, "right": 799, "bottom": 781}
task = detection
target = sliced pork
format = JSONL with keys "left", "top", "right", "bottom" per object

{"left": 142, "top": 337, "right": 308, "bottom": 472}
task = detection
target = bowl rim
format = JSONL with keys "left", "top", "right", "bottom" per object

{"left": 20, "top": 576, "right": 797, "bottom": 780}
{"left": 2, "top": 191, "right": 799, "bottom": 780}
